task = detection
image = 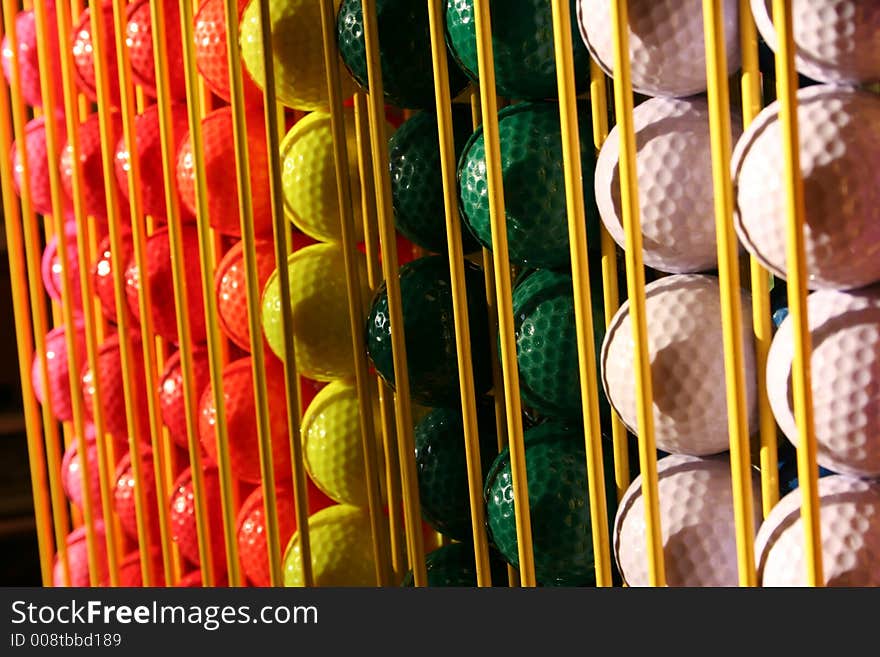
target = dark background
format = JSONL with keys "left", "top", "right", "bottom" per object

{"left": 0, "top": 228, "right": 44, "bottom": 586}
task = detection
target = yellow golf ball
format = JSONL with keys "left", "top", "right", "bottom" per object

{"left": 261, "top": 242, "right": 369, "bottom": 381}
{"left": 302, "top": 379, "right": 384, "bottom": 507}
{"left": 280, "top": 110, "right": 364, "bottom": 243}
{"left": 283, "top": 504, "right": 376, "bottom": 586}
{"left": 240, "top": 0, "right": 356, "bottom": 111}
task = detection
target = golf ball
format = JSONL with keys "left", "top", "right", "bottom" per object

{"left": 615, "top": 453, "right": 761, "bottom": 586}
{"left": 71, "top": 3, "right": 120, "bottom": 106}
{"left": 401, "top": 542, "right": 508, "bottom": 587}
{"left": 601, "top": 274, "right": 757, "bottom": 456}
{"left": 1, "top": 4, "right": 64, "bottom": 110}
{"left": 767, "top": 286, "right": 880, "bottom": 478}
{"left": 12, "top": 115, "right": 72, "bottom": 218}
{"left": 32, "top": 322, "right": 86, "bottom": 424}
{"left": 169, "top": 465, "right": 230, "bottom": 576}
{"left": 576, "top": 0, "right": 740, "bottom": 98}
{"left": 93, "top": 232, "right": 134, "bottom": 324}
{"left": 596, "top": 96, "right": 742, "bottom": 273}
{"left": 60, "top": 424, "right": 103, "bottom": 513}
{"left": 113, "top": 447, "right": 160, "bottom": 542}
{"left": 53, "top": 522, "right": 108, "bottom": 587}
{"left": 125, "top": 0, "right": 187, "bottom": 100}
{"left": 756, "top": 475, "right": 880, "bottom": 586}
{"left": 158, "top": 346, "right": 212, "bottom": 449}
{"left": 41, "top": 222, "right": 82, "bottom": 313}
{"left": 733, "top": 84, "right": 880, "bottom": 290}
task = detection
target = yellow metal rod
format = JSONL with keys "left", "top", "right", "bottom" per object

{"left": 739, "top": 0, "right": 777, "bottom": 518}
{"left": 608, "top": 0, "right": 666, "bottom": 586}
{"left": 471, "top": 0, "right": 536, "bottom": 587}
{"left": 353, "top": 91, "right": 407, "bottom": 580}
{"left": 34, "top": 0, "right": 102, "bottom": 586}
{"left": 220, "top": 0, "right": 283, "bottom": 586}
{"left": 254, "top": 0, "right": 313, "bottom": 588}
{"left": 53, "top": 0, "right": 124, "bottom": 585}
{"left": 178, "top": 0, "right": 241, "bottom": 588}
{"left": 359, "top": 0, "right": 426, "bottom": 586}
{"left": 0, "top": 64, "right": 54, "bottom": 588}
{"left": 2, "top": 0, "right": 71, "bottom": 586}
{"left": 701, "top": 0, "right": 757, "bottom": 587}
{"left": 549, "top": 0, "right": 613, "bottom": 588}
{"left": 426, "top": 0, "right": 493, "bottom": 587}
{"left": 588, "top": 59, "right": 628, "bottom": 502}
{"left": 770, "top": 0, "right": 823, "bottom": 586}
{"left": 151, "top": 0, "right": 217, "bottom": 586}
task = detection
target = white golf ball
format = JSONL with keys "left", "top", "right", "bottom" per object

{"left": 767, "top": 285, "right": 880, "bottom": 478}
{"left": 756, "top": 475, "right": 880, "bottom": 586}
{"left": 733, "top": 84, "right": 880, "bottom": 290}
{"left": 751, "top": 0, "right": 880, "bottom": 85}
{"left": 615, "top": 453, "right": 761, "bottom": 586}
{"left": 601, "top": 274, "right": 757, "bottom": 456}
{"left": 576, "top": 0, "right": 740, "bottom": 98}
{"left": 595, "top": 96, "right": 742, "bottom": 273}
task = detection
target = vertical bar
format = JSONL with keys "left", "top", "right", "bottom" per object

{"left": 358, "top": 0, "right": 427, "bottom": 586}
{"left": 254, "top": 0, "right": 313, "bottom": 588}
{"left": 319, "top": 0, "right": 392, "bottom": 586}
{"left": 54, "top": 0, "right": 124, "bottom": 585}
{"left": 148, "top": 0, "right": 215, "bottom": 586}
{"left": 34, "top": 0, "right": 102, "bottom": 586}
{"left": 426, "top": 0, "right": 493, "bottom": 586}
{"left": 770, "top": 0, "right": 823, "bottom": 586}
{"left": 739, "top": 0, "right": 777, "bottom": 517}
{"left": 178, "top": 0, "right": 242, "bottom": 588}
{"left": 608, "top": 0, "right": 666, "bottom": 586}
{"left": 701, "top": 0, "right": 757, "bottom": 587}
{"left": 549, "top": 0, "right": 613, "bottom": 588}
{"left": 2, "top": 0, "right": 71, "bottom": 586}
{"left": 219, "top": 0, "right": 281, "bottom": 586}
{"left": 470, "top": 0, "right": 536, "bottom": 587}
{"left": 353, "top": 92, "right": 407, "bottom": 579}
{"left": 588, "top": 59, "right": 628, "bottom": 501}
{"left": 0, "top": 58, "right": 54, "bottom": 587}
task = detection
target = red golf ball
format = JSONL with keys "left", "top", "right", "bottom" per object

{"left": 11, "top": 115, "right": 72, "bottom": 217}
{"left": 124, "top": 225, "right": 207, "bottom": 344}
{"left": 113, "top": 447, "right": 161, "bottom": 542}
{"left": 198, "top": 355, "right": 290, "bottom": 484}
{"left": 125, "top": 0, "right": 187, "bottom": 101}
{"left": 60, "top": 426, "right": 104, "bottom": 513}
{"left": 113, "top": 548, "right": 166, "bottom": 586}
{"left": 53, "top": 521, "right": 109, "bottom": 587}
{"left": 32, "top": 322, "right": 86, "bottom": 423}
{"left": 176, "top": 105, "right": 272, "bottom": 237}
{"left": 114, "top": 103, "right": 192, "bottom": 220}
{"left": 1, "top": 4, "right": 64, "bottom": 110}
{"left": 71, "top": 2, "right": 120, "bottom": 106}
{"left": 169, "top": 465, "right": 227, "bottom": 576}
{"left": 93, "top": 231, "right": 134, "bottom": 324}
{"left": 158, "top": 346, "right": 212, "bottom": 449}
{"left": 41, "top": 221, "right": 83, "bottom": 314}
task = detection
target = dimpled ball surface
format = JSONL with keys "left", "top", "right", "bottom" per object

{"left": 446, "top": 0, "right": 590, "bottom": 100}
{"left": 125, "top": 0, "right": 186, "bottom": 100}
{"left": 389, "top": 108, "right": 480, "bottom": 254}
{"left": 751, "top": 0, "right": 880, "bottom": 85}
{"left": 734, "top": 85, "right": 880, "bottom": 290}
{"left": 169, "top": 466, "right": 227, "bottom": 574}
{"left": 60, "top": 111, "right": 123, "bottom": 223}
{"left": 2, "top": 4, "right": 64, "bottom": 110}
{"left": 241, "top": 0, "right": 355, "bottom": 111}
{"left": 193, "top": 0, "right": 264, "bottom": 105}
{"left": 401, "top": 542, "right": 509, "bottom": 586}
{"left": 61, "top": 429, "right": 102, "bottom": 513}
{"left": 71, "top": 3, "right": 120, "bottom": 106}
{"left": 485, "top": 421, "right": 613, "bottom": 586}
{"left": 114, "top": 103, "right": 191, "bottom": 220}
{"left": 32, "top": 323, "right": 86, "bottom": 423}
{"left": 93, "top": 232, "right": 134, "bottom": 324}
{"left": 283, "top": 504, "right": 376, "bottom": 586}
{"left": 41, "top": 222, "right": 82, "bottom": 311}
{"left": 601, "top": 274, "right": 757, "bottom": 456}
{"left": 158, "top": 346, "right": 212, "bottom": 449}
{"left": 176, "top": 105, "right": 272, "bottom": 238}
{"left": 53, "top": 523, "right": 108, "bottom": 587}
{"left": 577, "top": 0, "right": 740, "bottom": 98}
{"left": 337, "top": 0, "right": 469, "bottom": 109}
{"left": 366, "top": 255, "right": 492, "bottom": 406}
{"left": 512, "top": 268, "right": 607, "bottom": 419}
{"left": 302, "top": 380, "right": 383, "bottom": 507}
{"left": 458, "top": 102, "right": 599, "bottom": 268}
{"left": 756, "top": 475, "right": 880, "bottom": 586}
{"left": 280, "top": 110, "right": 365, "bottom": 243}
{"left": 12, "top": 116, "right": 71, "bottom": 217}
{"left": 113, "top": 449, "right": 160, "bottom": 541}
{"left": 767, "top": 286, "right": 880, "bottom": 478}
{"left": 615, "top": 454, "right": 761, "bottom": 586}
{"left": 414, "top": 405, "right": 497, "bottom": 541}
{"left": 262, "top": 242, "right": 369, "bottom": 381}
{"left": 596, "top": 97, "right": 742, "bottom": 273}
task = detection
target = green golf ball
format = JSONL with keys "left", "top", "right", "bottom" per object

{"left": 365, "top": 255, "right": 492, "bottom": 407}
{"left": 512, "top": 266, "right": 610, "bottom": 422}
{"left": 415, "top": 405, "right": 498, "bottom": 542}
{"left": 445, "top": 0, "right": 591, "bottom": 101}
{"left": 337, "top": 0, "right": 470, "bottom": 109}
{"left": 458, "top": 101, "right": 600, "bottom": 268}
{"left": 389, "top": 108, "right": 481, "bottom": 254}
{"left": 484, "top": 420, "right": 616, "bottom": 586}
{"left": 401, "top": 542, "right": 509, "bottom": 587}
